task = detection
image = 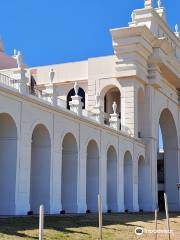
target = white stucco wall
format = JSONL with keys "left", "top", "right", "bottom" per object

{"left": 0, "top": 1, "right": 179, "bottom": 215}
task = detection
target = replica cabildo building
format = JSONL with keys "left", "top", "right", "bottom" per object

{"left": 0, "top": 0, "right": 179, "bottom": 215}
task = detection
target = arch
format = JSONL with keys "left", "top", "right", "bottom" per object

{"left": 30, "top": 124, "right": 51, "bottom": 214}
{"left": 124, "top": 151, "right": 133, "bottom": 211}
{"left": 157, "top": 108, "right": 179, "bottom": 211}
{"left": 103, "top": 87, "right": 121, "bottom": 114}
{"left": 28, "top": 119, "right": 52, "bottom": 144}
{"left": 84, "top": 136, "right": 100, "bottom": 152}
{"left": 86, "top": 140, "right": 99, "bottom": 212}
{"left": 0, "top": 113, "right": 17, "bottom": 215}
{"left": 107, "top": 146, "right": 118, "bottom": 212}
{"left": 61, "top": 133, "right": 78, "bottom": 213}
{"left": 101, "top": 85, "right": 121, "bottom": 126}
{"left": 99, "top": 82, "right": 123, "bottom": 99}
{"left": 138, "top": 88, "right": 145, "bottom": 138}
{"left": 156, "top": 105, "right": 178, "bottom": 138}
{"left": 67, "top": 87, "right": 85, "bottom": 110}
{"left": 138, "top": 155, "right": 146, "bottom": 211}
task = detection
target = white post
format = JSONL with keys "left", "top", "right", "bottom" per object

{"left": 93, "top": 106, "right": 103, "bottom": 124}
{"left": 164, "top": 193, "right": 171, "bottom": 240}
{"left": 12, "top": 68, "right": 28, "bottom": 95}
{"left": 98, "top": 194, "right": 103, "bottom": 240}
{"left": 93, "top": 93, "right": 103, "bottom": 124}
{"left": 69, "top": 82, "right": 83, "bottom": 115}
{"left": 69, "top": 95, "right": 83, "bottom": 115}
{"left": 39, "top": 205, "right": 44, "bottom": 240}
{"left": 43, "top": 84, "right": 57, "bottom": 105}
{"left": 109, "top": 102, "right": 120, "bottom": 131}
{"left": 144, "top": 0, "right": 153, "bottom": 8}
{"left": 155, "top": 209, "right": 158, "bottom": 240}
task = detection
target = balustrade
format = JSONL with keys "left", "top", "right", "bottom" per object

{"left": 0, "top": 73, "right": 122, "bottom": 133}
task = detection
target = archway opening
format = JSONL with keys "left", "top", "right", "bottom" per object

{"left": 0, "top": 113, "right": 17, "bottom": 215}
{"left": 124, "top": 151, "right": 133, "bottom": 211}
{"left": 104, "top": 87, "right": 121, "bottom": 125}
{"left": 157, "top": 109, "right": 179, "bottom": 211}
{"left": 30, "top": 124, "right": 51, "bottom": 214}
{"left": 138, "top": 88, "right": 145, "bottom": 138}
{"left": 107, "top": 146, "right": 118, "bottom": 212}
{"left": 86, "top": 140, "right": 99, "bottom": 212}
{"left": 61, "top": 133, "right": 78, "bottom": 213}
{"left": 138, "top": 155, "right": 146, "bottom": 211}
{"left": 67, "top": 87, "right": 85, "bottom": 110}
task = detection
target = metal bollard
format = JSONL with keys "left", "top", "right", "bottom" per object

{"left": 155, "top": 209, "right": 158, "bottom": 240}
{"left": 39, "top": 205, "right": 44, "bottom": 240}
{"left": 164, "top": 193, "right": 171, "bottom": 240}
{"left": 98, "top": 194, "right": 103, "bottom": 240}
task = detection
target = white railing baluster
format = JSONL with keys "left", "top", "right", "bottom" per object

{"left": 0, "top": 73, "right": 125, "bottom": 134}
{"left": 0, "top": 72, "right": 20, "bottom": 91}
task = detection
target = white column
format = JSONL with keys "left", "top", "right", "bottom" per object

{"left": 144, "top": 84, "right": 158, "bottom": 211}
{"left": 120, "top": 80, "right": 137, "bottom": 137}
{"left": 50, "top": 145, "right": 62, "bottom": 214}
{"left": 100, "top": 144, "right": 107, "bottom": 212}
{"left": 121, "top": 92, "right": 126, "bottom": 132}
{"left": 133, "top": 155, "right": 139, "bottom": 212}
{"left": 15, "top": 130, "right": 31, "bottom": 215}
{"left": 77, "top": 147, "right": 87, "bottom": 213}
{"left": 117, "top": 148, "right": 125, "bottom": 212}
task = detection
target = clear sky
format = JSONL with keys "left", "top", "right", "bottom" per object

{"left": 0, "top": 0, "right": 179, "bottom": 67}
{"left": 1, "top": 0, "right": 171, "bottom": 149}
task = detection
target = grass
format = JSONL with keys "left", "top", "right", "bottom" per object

{"left": 0, "top": 213, "right": 179, "bottom": 239}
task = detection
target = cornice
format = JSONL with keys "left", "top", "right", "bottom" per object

{"left": 111, "top": 25, "right": 156, "bottom": 46}
{"left": 132, "top": 7, "right": 180, "bottom": 49}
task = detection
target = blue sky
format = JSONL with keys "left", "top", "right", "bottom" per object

{"left": 0, "top": 0, "right": 179, "bottom": 67}
{"left": 0, "top": 0, "right": 169, "bottom": 149}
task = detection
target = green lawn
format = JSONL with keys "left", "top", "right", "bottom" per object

{"left": 0, "top": 213, "right": 179, "bottom": 239}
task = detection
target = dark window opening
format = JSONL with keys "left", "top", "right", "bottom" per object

{"left": 157, "top": 159, "right": 164, "bottom": 184}
{"left": 67, "top": 87, "right": 85, "bottom": 110}
{"left": 104, "top": 95, "right": 107, "bottom": 113}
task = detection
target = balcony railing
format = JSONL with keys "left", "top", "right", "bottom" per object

{"left": 0, "top": 73, "right": 20, "bottom": 91}
{"left": 28, "top": 86, "right": 52, "bottom": 104}
{"left": 57, "top": 98, "right": 67, "bottom": 108}
{"left": 82, "top": 109, "right": 97, "bottom": 122}
{"left": 0, "top": 72, "right": 124, "bottom": 134}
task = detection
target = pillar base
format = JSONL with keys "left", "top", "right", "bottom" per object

{"left": 69, "top": 95, "right": 83, "bottom": 115}
{"left": 109, "top": 113, "right": 120, "bottom": 131}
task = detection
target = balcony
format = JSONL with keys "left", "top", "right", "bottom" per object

{"left": 0, "top": 72, "right": 126, "bottom": 135}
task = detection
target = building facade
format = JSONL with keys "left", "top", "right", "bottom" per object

{"left": 0, "top": 0, "right": 179, "bottom": 215}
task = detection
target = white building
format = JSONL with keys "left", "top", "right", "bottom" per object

{"left": 0, "top": 0, "right": 179, "bottom": 215}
